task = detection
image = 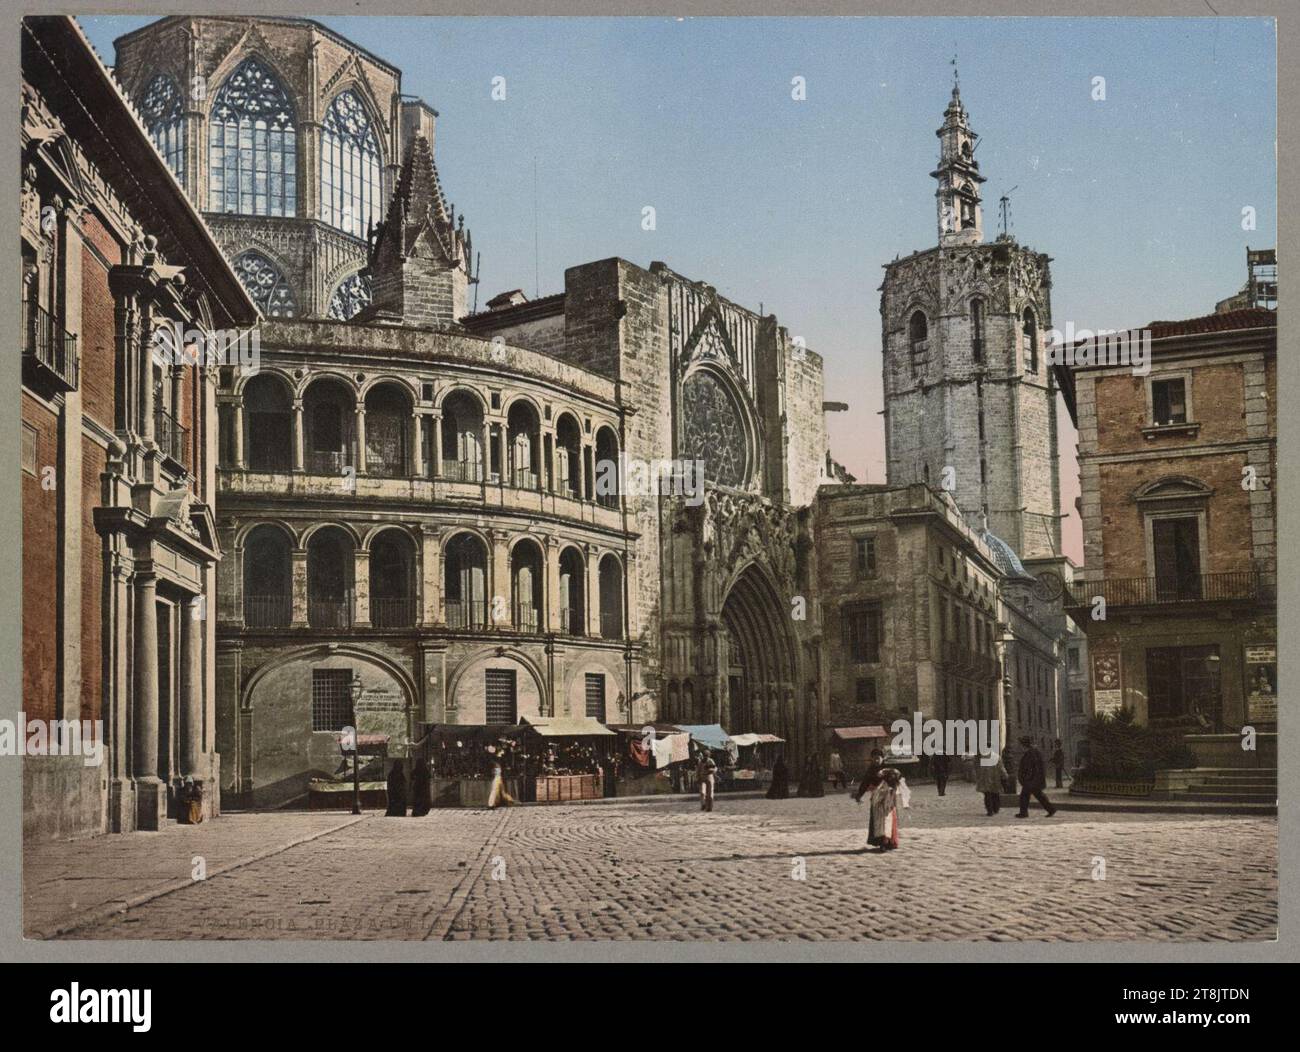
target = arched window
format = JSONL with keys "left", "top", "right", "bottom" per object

{"left": 321, "top": 90, "right": 382, "bottom": 239}
{"left": 328, "top": 272, "right": 372, "bottom": 321}
{"left": 970, "top": 298, "right": 985, "bottom": 364}
{"left": 1022, "top": 308, "right": 1038, "bottom": 373}
{"left": 233, "top": 251, "right": 296, "bottom": 318}
{"left": 208, "top": 57, "right": 297, "bottom": 217}
{"left": 243, "top": 524, "right": 292, "bottom": 627}
{"left": 908, "top": 311, "right": 928, "bottom": 376}
{"left": 141, "top": 74, "right": 185, "bottom": 180}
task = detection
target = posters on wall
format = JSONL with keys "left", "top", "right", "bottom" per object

{"left": 1245, "top": 645, "right": 1277, "bottom": 722}
{"left": 1092, "top": 652, "right": 1123, "bottom": 717}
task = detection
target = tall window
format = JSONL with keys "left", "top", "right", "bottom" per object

{"left": 321, "top": 90, "right": 382, "bottom": 239}
{"left": 908, "top": 311, "right": 928, "bottom": 376}
{"left": 1151, "top": 377, "right": 1188, "bottom": 426}
{"left": 142, "top": 74, "right": 185, "bottom": 181}
{"left": 585, "top": 673, "right": 607, "bottom": 721}
{"left": 855, "top": 536, "right": 877, "bottom": 578}
{"left": 208, "top": 57, "right": 297, "bottom": 217}
{"left": 233, "top": 251, "right": 296, "bottom": 318}
{"left": 970, "top": 297, "right": 985, "bottom": 363}
{"left": 485, "top": 669, "right": 518, "bottom": 724}
{"left": 1022, "top": 308, "right": 1038, "bottom": 373}
{"left": 842, "top": 604, "right": 883, "bottom": 664}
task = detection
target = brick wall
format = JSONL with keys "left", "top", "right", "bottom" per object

{"left": 79, "top": 213, "right": 118, "bottom": 431}
{"left": 23, "top": 393, "right": 58, "bottom": 723}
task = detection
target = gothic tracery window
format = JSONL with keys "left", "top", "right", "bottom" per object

{"left": 1022, "top": 307, "right": 1039, "bottom": 373}
{"left": 233, "top": 250, "right": 296, "bottom": 318}
{"left": 142, "top": 74, "right": 185, "bottom": 181}
{"left": 328, "top": 272, "right": 372, "bottom": 321}
{"left": 681, "top": 369, "right": 748, "bottom": 488}
{"left": 321, "top": 90, "right": 382, "bottom": 240}
{"left": 208, "top": 57, "right": 297, "bottom": 217}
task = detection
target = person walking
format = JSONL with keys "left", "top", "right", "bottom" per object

{"left": 409, "top": 757, "right": 432, "bottom": 817}
{"left": 828, "top": 748, "right": 846, "bottom": 791}
{"left": 766, "top": 754, "right": 790, "bottom": 799}
{"left": 975, "top": 752, "right": 1008, "bottom": 816}
{"left": 487, "top": 759, "right": 517, "bottom": 808}
{"left": 1015, "top": 735, "right": 1057, "bottom": 817}
{"left": 932, "top": 751, "right": 950, "bottom": 796}
{"left": 1051, "top": 739, "right": 1066, "bottom": 789}
{"left": 697, "top": 751, "right": 717, "bottom": 812}
{"left": 797, "top": 753, "right": 825, "bottom": 798}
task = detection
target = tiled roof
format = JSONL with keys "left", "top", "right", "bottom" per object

{"left": 1145, "top": 308, "right": 1276, "bottom": 339}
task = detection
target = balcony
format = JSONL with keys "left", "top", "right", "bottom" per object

{"left": 514, "top": 604, "right": 540, "bottom": 634}
{"left": 445, "top": 599, "right": 487, "bottom": 630}
{"left": 600, "top": 611, "right": 623, "bottom": 640}
{"left": 155, "top": 408, "right": 191, "bottom": 471}
{"left": 441, "top": 459, "right": 484, "bottom": 483}
{"left": 307, "top": 450, "right": 349, "bottom": 475}
{"left": 1065, "top": 571, "right": 1275, "bottom": 609}
{"left": 370, "top": 596, "right": 417, "bottom": 629}
{"left": 559, "top": 608, "right": 584, "bottom": 636}
{"left": 510, "top": 467, "right": 539, "bottom": 491}
{"left": 22, "top": 301, "right": 78, "bottom": 391}
{"left": 244, "top": 594, "right": 291, "bottom": 628}
{"left": 308, "top": 598, "right": 352, "bottom": 629}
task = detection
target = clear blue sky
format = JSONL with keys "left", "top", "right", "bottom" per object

{"left": 82, "top": 15, "right": 1276, "bottom": 562}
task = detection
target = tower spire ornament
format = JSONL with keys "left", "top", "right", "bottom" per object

{"left": 930, "top": 78, "right": 986, "bottom": 246}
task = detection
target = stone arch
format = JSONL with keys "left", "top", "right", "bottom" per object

{"left": 434, "top": 383, "right": 488, "bottom": 414}
{"left": 720, "top": 559, "right": 798, "bottom": 737}
{"left": 297, "top": 369, "right": 361, "bottom": 401}
{"left": 445, "top": 645, "right": 550, "bottom": 722}
{"left": 360, "top": 522, "right": 420, "bottom": 551}
{"left": 298, "top": 519, "right": 364, "bottom": 548}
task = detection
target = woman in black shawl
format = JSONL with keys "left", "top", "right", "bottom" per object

{"left": 409, "top": 758, "right": 431, "bottom": 817}
{"left": 385, "top": 760, "right": 408, "bottom": 816}
{"left": 797, "top": 754, "right": 825, "bottom": 798}
{"left": 766, "top": 755, "right": 790, "bottom": 799}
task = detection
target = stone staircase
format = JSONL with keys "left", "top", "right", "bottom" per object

{"left": 1177, "top": 768, "right": 1277, "bottom": 805}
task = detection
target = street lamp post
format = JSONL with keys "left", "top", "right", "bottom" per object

{"left": 348, "top": 675, "right": 364, "bottom": 814}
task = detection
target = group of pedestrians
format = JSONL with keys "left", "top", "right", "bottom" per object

{"left": 384, "top": 759, "right": 432, "bottom": 817}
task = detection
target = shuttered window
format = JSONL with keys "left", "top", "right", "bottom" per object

{"left": 485, "top": 669, "right": 517, "bottom": 724}
{"left": 585, "top": 673, "right": 606, "bottom": 720}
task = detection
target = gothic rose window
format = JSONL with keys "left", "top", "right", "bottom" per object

{"left": 681, "top": 369, "right": 748, "bottom": 488}
{"left": 234, "top": 250, "right": 296, "bottom": 318}
{"left": 141, "top": 74, "right": 185, "bottom": 181}
{"left": 321, "top": 90, "right": 382, "bottom": 240}
{"left": 208, "top": 57, "right": 297, "bottom": 217}
{"left": 328, "top": 272, "right": 371, "bottom": 321}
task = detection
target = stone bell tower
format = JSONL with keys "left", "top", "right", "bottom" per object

{"left": 880, "top": 83, "right": 1063, "bottom": 562}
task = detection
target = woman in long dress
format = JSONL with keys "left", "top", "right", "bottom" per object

{"left": 868, "top": 769, "right": 903, "bottom": 851}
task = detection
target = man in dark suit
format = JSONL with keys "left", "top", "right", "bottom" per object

{"left": 1016, "top": 736, "right": 1057, "bottom": 818}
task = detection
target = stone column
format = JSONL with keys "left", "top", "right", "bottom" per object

{"left": 353, "top": 549, "right": 371, "bottom": 627}
{"left": 482, "top": 421, "right": 493, "bottom": 482}
{"left": 419, "top": 527, "right": 441, "bottom": 625}
{"left": 292, "top": 399, "right": 305, "bottom": 472}
{"left": 431, "top": 413, "right": 443, "bottom": 478}
{"left": 586, "top": 545, "right": 601, "bottom": 637}
{"left": 490, "top": 530, "right": 511, "bottom": 629}
{"left": 179, "top": 595, "right": 203, "bottom": 776}
{"left": 545, "top": 537, "right": 561, "bottom": 633}
{"left": 410, "top": 410, "right": 424, "bottom": 477}
{"left": 232, "top": 402, "right": 245, "bottom": 468}
{"left": 132, "top": 572, "right": 165, "bottom": 830}
{"left": 355, "top": 407, "right": 367, "bottom": 474}
{"left": 291, "top": 548, "right": 309, "bottom": 627}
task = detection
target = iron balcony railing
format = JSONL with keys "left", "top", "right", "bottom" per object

{"left": 445, "top": 599, "right": 487, "bottom": 630}
{"left": 514, "top": 604, "right": 540, "bottom": 633}
{"left": 307, "top": 449, "right": 349, "bottom": 475}
{"left": 442, "top": 459, "right": 484, "bottom": 483}
{"left": 22, "top": 300, "right": 79, "bottom": 391}
{"left": 370, "top": 597, "right": 417, "bottom": 629}
{"left": 244, "top": 594, "right": 292, "bottom": 628}
{"left": 1065, "top": 571, "right": 1275, "bottom": 608}
{"left": 559, "top": 607, "right": 585, "bottom": 636}
{"left": 155, "top": 408, "right": 190, "bottom": 470}
{"left": 600, "top": 611, "right": 623, "bottom": 640}
{"left": 511, "top": 466, "right": 539, "bottom": 491}
{"left": 308, "top": 598, "right": 352, "bottom": 629}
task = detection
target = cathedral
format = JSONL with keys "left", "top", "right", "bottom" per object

{"left": 104, "top": 15, "right": 834, "bottom": 806}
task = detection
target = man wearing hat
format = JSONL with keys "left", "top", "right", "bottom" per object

{"left": 1015, "top": 735, "right": 1057, "bottom": 818}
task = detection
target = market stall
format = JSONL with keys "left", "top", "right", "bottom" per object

{"left": 728, "top": 732, "right": 785, "bottom": 787}
{"left": 519, "top": 716, "right": 617, "bottom": 802}
{"left": 675, "top": 723, "right": 741, "bottom": 791}
{"left": 308, "top": 733, "right": 391, "bottom": 810}
{"left": 607, "top": 722, "right": 693, "bottom": 795}
{"left": 830, "top": 725, "right": 891, "bottom": 780}
{"left": 414, "top": 723, "right": 528, "bottom": 807}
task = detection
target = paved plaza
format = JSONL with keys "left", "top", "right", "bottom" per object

{"left": 23, "top": 791, "right": 1277, "bottom": 942}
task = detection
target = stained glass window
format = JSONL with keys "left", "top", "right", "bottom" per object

{"left": 142, "top": 74, "right": 185, "bottom": 181}
{"left": 328, "top": 271, "right": 372, "bottom": 321}
{"left": 233, "top": 251, "right": 296, "bottom": 318}
{"left": 321, "top": 90, "right": 382, "bottom": 239}
{"left": 208, "top": 58, "right": 297, "bottom": 217}
{"left": 681, "top": 369, "right": 748, "bottom": 488}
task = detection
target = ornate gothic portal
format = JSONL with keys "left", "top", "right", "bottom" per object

{"left": 720, "top": 564, "right": 797, "bottom": 741}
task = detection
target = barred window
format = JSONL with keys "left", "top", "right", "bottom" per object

{"left": 312, "top": 669, "right": 353, "bottom": 732}
{"left": 854, "top": 536, "right": 877, "bottom": 578}
{"left": 142, "top": 74, "right": 186, "bottom": 180}
{"left": 585, "top": 673, "right": 606, "bottom": 721}
{"left": 208, "top": 57, "right": 297, "bottom": 217}
{"left": 321, "top": 90, "right": 382, "bottom": 239}
{"left": 485, "top": 668, "right": 517, "bottom": 724}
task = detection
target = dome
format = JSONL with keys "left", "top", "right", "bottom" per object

{"left": 978, "top": 528, "right": 1033, "bottom": 580}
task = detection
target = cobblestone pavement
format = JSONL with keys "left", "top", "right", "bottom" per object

{"left": 24, "top": 791, "right": 1277, "bottom": 941}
